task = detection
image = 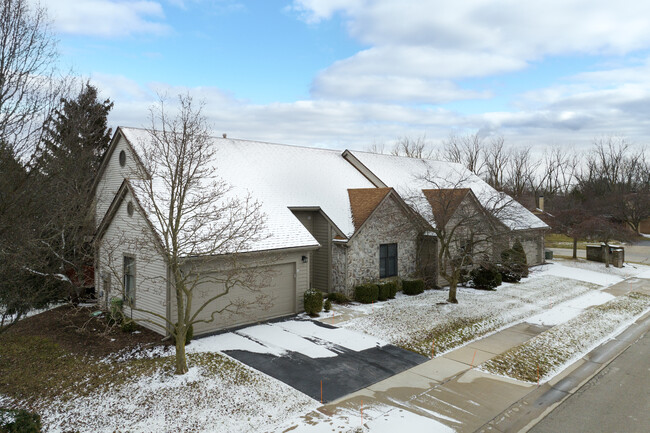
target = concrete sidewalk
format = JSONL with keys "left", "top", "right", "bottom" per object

{"left": 281, "top": 276, "right": 650, "bottom": 432}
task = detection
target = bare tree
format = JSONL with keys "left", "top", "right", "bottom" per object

{"left": 410, "top": 171, "right": 512, "bottom": 303}
{"left": 483, "top": 136, "right": 510, "bottom": 190}
{"left": 0, "top": 0, "right": 63, "bottom": 158}
{"left": 391, "top": 135, "right": 433, "bottom": 159}
{"left": 99, "top": 95, "right": 269, "bottom": 374}
{"left": 439, "top": 132, "right": 485, "bottom": 176}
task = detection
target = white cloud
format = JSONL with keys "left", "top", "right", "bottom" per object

{"left": 43, "top": 0, "right": 170, "bottom": 37}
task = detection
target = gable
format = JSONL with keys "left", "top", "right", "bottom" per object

{"left": 422, "top": 188, "right": 471, "bottom": 228}
{"left": 348, "top": 188, "right": 392, "bottom": 232}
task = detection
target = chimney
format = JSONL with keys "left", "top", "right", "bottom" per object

{"left": 222, "top": 133, "right": 227, "bottom": 138}
{"left": 538, "top": 195, "right": 544, "bottom": 212}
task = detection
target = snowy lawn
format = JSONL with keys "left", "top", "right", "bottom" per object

{"left": 0, "top": 335, "right": 318, "bottom": 433}
{"left": 480, "top": 292, "right": 650, "bottom": 383}
{"left": 335, "top": 260, "right": 650, "bottom": 357}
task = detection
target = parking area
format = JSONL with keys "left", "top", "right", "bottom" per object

{"left": 188, "top": 318, "right": 428, "bottom": 402}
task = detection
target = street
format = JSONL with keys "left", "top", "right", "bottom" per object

{"left": 530, "top": 328, "right": 650, "bottom": 433}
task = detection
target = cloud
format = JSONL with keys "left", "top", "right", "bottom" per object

{"left": 43, "top": 0, "right": 170, "bottom": 37}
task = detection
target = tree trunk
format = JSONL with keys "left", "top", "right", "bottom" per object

{"left": 572, "top": 237, "right": 578, "bottom": 259}
{"left": 174, "top": 330, "right": 188, "bottom": 374}
{"left": 448, "top": 281, "right": 458, "bottom": 303}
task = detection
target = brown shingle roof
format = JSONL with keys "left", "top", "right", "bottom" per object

{"left": 422, "top": 188, "right": 471, "bottom": 227}
{"left": 348, "top": 188, "right": 392, "bottom": 232}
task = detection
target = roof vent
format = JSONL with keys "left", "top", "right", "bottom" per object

{"left": 222, "top": 133, "right": 227, "bottom": 138}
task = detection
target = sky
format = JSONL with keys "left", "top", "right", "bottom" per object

{"left": 41, "top": 0, "right": 650, "bottom": 151}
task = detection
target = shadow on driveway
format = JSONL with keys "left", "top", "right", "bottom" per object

{"left": 223, "top": 320, "right": 428, "bottom": 403}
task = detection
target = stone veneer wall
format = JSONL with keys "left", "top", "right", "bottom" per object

{"left": 333, "top": 197, "right": 419, "bottom": 296}
{"left": 516, "top": 229, "right": 545, "bottom": 266}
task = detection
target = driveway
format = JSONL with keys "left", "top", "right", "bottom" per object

{"left": 189, "top": 318, "right": 427, "bottom": 402}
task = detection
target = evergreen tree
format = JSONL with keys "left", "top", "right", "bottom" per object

{"left": 35, "top": 83, "right": 113, "bottom": 301}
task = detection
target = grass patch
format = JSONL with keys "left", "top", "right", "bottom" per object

{"left": 397, "top": 315, "right": 500, "bottom": 356}
{"left": 481, "top": 292, "right": 650, "bottom": 382}
{"left": 544, "top": 233, "right": 587, "bottom": 249}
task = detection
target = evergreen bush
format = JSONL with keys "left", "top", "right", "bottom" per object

{"left": 120, "top": 319, "right": 137, "bottom": 333}
{"left": 382, "top": 281, "right": 399, "bottom": 298}
{"left": 470, "top": 265, "right": 502, "bottom": 290}
{"left": 0, "top": 409, "right": 42, "bottom": 433}
{"left": 354, "top": 283, "right": 379, "bottom": 304}
{"left": 323, "top": 299, "right": 332, "bottom": 312}
{"left": 304, "top": 289, "right": 324, "bottom": 316}
{"left": 402, "top": 279, "right": 425, "bottom": 296}
{"left": 512, "top": 240, "right": 529, "bottom": 277}
{"left": 326, "top": 292, "right": 351, "bottom": 304}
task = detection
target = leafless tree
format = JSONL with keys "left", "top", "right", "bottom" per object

{"left": 439, "top": 132, "right": 486, "bottom": 176}
{"left": 99, "top": 95, "right": 270, "bottom": 374}
{"left": 390, "top": 135, "right": 433, "bottom": 159}
{"left": 0, "top": 0, "right": 65, "bottom": 159}
{"left": 483, "top": 136, "right": 510, "bottom": 191}
{"left": 503, "top": 147, "right": 536, "bottom": 200}
{"left": 409, "top": 170, "right": 513, "bottom": 303}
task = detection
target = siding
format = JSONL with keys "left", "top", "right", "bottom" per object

{"left": 97, "top": 189, "right": 168, "bottom": 334}
{"left": 94, "top": 136, "right": 146, "bottom": 227}
{"left": 291, "top": 210, "right": 332, "bottom": 291}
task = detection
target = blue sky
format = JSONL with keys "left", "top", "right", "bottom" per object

{"left": 43, "top": 0, "right": 650, "bottom": 150}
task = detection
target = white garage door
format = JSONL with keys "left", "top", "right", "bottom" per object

{"left": 191, "top": 262, "right": 296, "bottom": 335}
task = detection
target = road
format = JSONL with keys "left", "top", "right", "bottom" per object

{"left": 529, "top": 329, "right": 650, "bottom": 433}
{"left": 550, "top": 241, "right": 650, "bottom": 265}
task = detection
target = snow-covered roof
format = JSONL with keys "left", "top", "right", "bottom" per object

{"left": 119, "top": 128, "right": 377, "bottom": 254}
{"left": 345, "top": 150, "right": 549, "bottom": 231}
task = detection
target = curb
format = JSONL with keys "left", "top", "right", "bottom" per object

{"left": 475, "top": 309, "right": 650, "bottom": 433}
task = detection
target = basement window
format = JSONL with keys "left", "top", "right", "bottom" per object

{"left": 379, "top": 243, "right": 398, "bottom": 278}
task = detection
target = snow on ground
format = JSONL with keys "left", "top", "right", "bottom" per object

{"left": 525, "top": 291, "right": 615, "bottom": 326}
{"left": 186, "top": 320, "right": 388, "bottom": 359}
{"left": 481, "top": 292, "right": 650, "bottom": 383}
{"left": 26, "top": 354, "right": 319, "bottom": 433}
{"left": 336, "top": 260, "right": 650, "bottom": 356}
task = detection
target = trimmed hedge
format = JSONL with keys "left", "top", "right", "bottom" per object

{"left": 354, "top": 283, "right": 379, "bottom": 304}
{"left": 402, "top": 279, "right": 425, "bottom": 296}
{"left": 381, "top": 281, "right": 399, "bottom": 299}
{"left": 0, "top": 409, "right": 42, "bottom": 433}
{"left": 326, "top": 292, "right": 351, "bottom": 304}
{"left": 323, "top": 298, "right": 332, "bottom": 312}
{"left": 377, "top": 284, "right": 390, "bottom": 301}
{"left": 304, "top": 289, "right": 324, "bottom": 316}
{"left": 470, "top": 265, "right": 502, "bottom": 290}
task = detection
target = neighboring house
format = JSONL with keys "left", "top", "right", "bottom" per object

{"left": 92, "top": 128, "right": 428, "bottom": 336}
{"left": 341, "top": 150, "right": 549, "bottom": 266}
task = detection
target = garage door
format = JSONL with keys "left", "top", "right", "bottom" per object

{"left": 191, "top": 262, "right": 296, "bottom": 335}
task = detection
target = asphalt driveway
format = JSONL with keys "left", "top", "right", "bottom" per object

{"left": 192, "top": 318, "right": 427, "bottom": 402}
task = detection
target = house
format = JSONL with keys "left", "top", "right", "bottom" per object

{"left": 92, "top": 128, "right": 430, "bottom": 336}
{"left": 92, "top": 127, "right": 547, "bottom": 337}
{"left": 341, "top": 150, "right": 549, "bottom": 267}
{"left": 640, "top": 218, "right": 650, "bottom": 235}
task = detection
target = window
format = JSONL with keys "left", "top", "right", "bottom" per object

{"left": 119, "top": 150, "right": 126, "bottom": 167}
{"left": 127, "top": 201, "right": 134, "bottom": 216}
{"left": 123, "top": 256, "right": 135, "bottom": 305}
{"left": 380, "top": 243, "right": 398, "bottom": 278}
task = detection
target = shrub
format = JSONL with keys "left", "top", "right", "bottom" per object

{"left": 402, "top": 279, "right": 425, "bottom": 296}
{"left": 304, "top": 289, "right": 323, "bottom": 316}
{"left": 381, "top": 281, "right": 399, "bottom": 299}
{"left": 0, "top": 409, "right": 42, "bottom": 433}
{"left": 109, "top": 297, "right": 124, "bottom": 325}
{"left": 323, "top": 299, "right": 332, "bottom": 312}
{"left": 326, "top": 292, "right": 351, "bottom": 304}
{"left": 120, "top": 319, "right": 137, "bottom": 333}
{"left": 470, "top": 265, "right": 502, "bottom": 290}
{"left": 512, "top": 240, "right": 529, "bottom": 277}
{"left": 377, "top": 284, "right": 389, "bottom": 301}
{"left": 354, "top": 283, "right": 379, "bottom": 304}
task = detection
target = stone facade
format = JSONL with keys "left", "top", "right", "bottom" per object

{"left": 331, "top": 196, "right": 420, "bottom": 295}
{"left": 515, "top": 229, "right": 546, "bottom": 266}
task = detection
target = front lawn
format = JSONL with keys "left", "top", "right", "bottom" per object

{"left": 336, "top": 260, "right": 649, "bottom": 357}
{"left": 0, "top": 306, "right": 317, "bottom": 433}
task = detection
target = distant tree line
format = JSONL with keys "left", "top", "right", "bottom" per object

{"left": 374, "top": 133, "right": 649, "bottom": 262}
